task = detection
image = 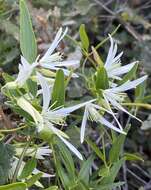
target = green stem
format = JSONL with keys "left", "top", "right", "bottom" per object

{"left": 0, "top": 125, "right": 28, "bottom": 133}
{"left": 12, "top": 138, "right": 31, "bottom": 182}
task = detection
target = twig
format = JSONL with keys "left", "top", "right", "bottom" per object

{"left": 93, "top": 0, "right": 116, "bottom": 15}
{"left": 127, "top": 168, "right": 147, "bottom": 185}
{"left": 93, "top": 0, "right": 143, "bottom": 41}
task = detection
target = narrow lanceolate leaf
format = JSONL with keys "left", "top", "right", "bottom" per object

{"left": 78, "top": 155, "right": 95, "bottom": 185}
{"left": 99, "top": 158, "right": 125, "bottom": 185}
{"left": 57, "top": 139, "right": 75, "bottom": 178}
{"left": 19, "top": 158, "right": 37, "bottom": 179}
{"left": 109, "top": 125, "right": 130, "bottom": 164}
{"left": 51, "top": 69, "right": 65, "bottom": 109}
{"left": 92, "top": 46, "right": 104, "bottom": 66}
{"left": 124, "top": 153, "right": 144, "bottom": 162}
{"left": 95, "top": 66, "right": 109, "bottom": 90}
{"left": 20, "top": 0, "right": 37, "bottom": 63}
{"left": 0, "top": 182, "right": 27, "bottom": 190}
{"left": 79, "top": 24, "right": 89, "bottom": 51}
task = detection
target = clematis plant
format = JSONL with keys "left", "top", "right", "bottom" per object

{"left": 1, "top": 0, "right": 149, "bottom": 189}
{"left": 17, "top": 72, "right": 94, "bottom": 160}
{"left": 79, "top": 34, "right": 147, "bottom": 143}
{"left": 7, "top": 27, "right": 79, "bottom": 88}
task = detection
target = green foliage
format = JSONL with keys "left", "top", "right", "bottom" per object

{"left": 26, "top": 173, "right": 43, "bottom": 187}
{"left": 79, "top": 24, "right": 89, "bottom": 51}
{"left": 19, "top": 158, "right": 37, "bottom": 179}
{"left": 0, "top": 0, "right": 149, "bottom": 189}
{"left": 78, "top": 155, "right": 94, "bottom": 185}
{"left": 94, "top": 66, "right": 109, "bottom": 91}
{"left": 0, "top": 182, "right": 27, "bottom": 190}
{"left": 109, "top": 126, "right": 130, "bottom": 164}
{"left": 20, "top": 0, "right": 37, "bottom": 63}
{"left": 0, "top": 142, "right": 15, "bottom": 185}
{"left": 51, "top": 69, "right": 65, "bottom": 109}
{"left": 26, "top": 79, "right": 38, "bottom": 97}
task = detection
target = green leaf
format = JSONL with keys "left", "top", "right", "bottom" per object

{"left": 99, "top": 166, "right": 110, "bottom": 177}
{"left": 94, "top": 66, "right": 109, "bottom": 90}
{"left": 135, "top": 80, "right": 146, "bottom": 102}
{"left": 57, "top": 139, "right": 75, "bottom": 179}
{"left": 19, "top": 158, "right": 37, "bottom": 179}
{"left": 20, "top": 0, "right": 37, "bottom": 63}
{"left": 26, "top": 172, "right": 43, "bottom": 187}
{"left": 0, "top": 182, "right": 27, "bottom": 190}
{"left": 86, "top": 138, "right": 104, "bottom": 162}
{"left": 100, "top": 158, "right": 125, "bottom": 186}
{"left": 2, "top": 72, "right": 15, "bottom": 83}
{"left": 0, "top": 142, "right": 15, "bottom": 185}
{"left": 91, "top": 46, "right": 104, "bottom": 66}
{"left": 26, "top": 79, "right": 38, "bottom": 97}
{"left": 56, "top": 158, "right": 72, "bottom": 189}
{"left": 51, "top": 69, "right": 65, "bottom": 109}
{"left": 109, "top": 126, "right": 130, "bottom": 164}
{"left": 79, "top": 24, "right": 89, "bottom": 51}
{"left": 78, "top": 155, "right": 94, "bottom": 185}
{"left": 124, "top": 153, "right": 144, "bottom": 162}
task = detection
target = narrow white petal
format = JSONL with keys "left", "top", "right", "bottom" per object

{"left": 108, "top": 62, "right": 136, "bottom": 76}
{"left": 102, "top": 93, "right": 123, "bottom": 130}
{"left": 54, "top": 99, "right": 96, "bottom": 116}
{"left": 48, "top": 123, "right": 83, "bottom": 160}
{"left": 111, "top": 51, "right": 123, "bottom": 65}
{"left": 50, "top": 60, "right": 80, "bottom": 67}
{"left": 111, "top": 75, "right": 147, "bottom": 92}
{"left": 41, "top": 28, "right": 68, "bottom": 62}
{"left": 41, "top": 64, "right": 79, "bottom": 78}
{"left": 47, "top": 123, "right": 69, "bottom": 139}
{"left": 21, "top": 56, "right": 30, "bottom": 67}
{"left": 111, "top": 43, "right": 117, "bottom": 60}
{"left": 33, "top": 168, "right": 55, "bottom": 178}
{"left": 15, "top": 56, "right": 35, "bottom": 86}
{"left": 36, "top": 146, "right": 52, "bottom": 159}
{"left": 105, "top": 34, "right": 114, "bottom": 67}
{"left": 106, "top": 94, "right": 142, "bottom": 122}
{"left": 37, "top": 72, "right": 51, "bottom": 113}
{"left": 80, "top": 107, "right": 88, "bottom": 143}
{"left": 58, "top": 135, "right": 83, "bottom": 160}
{"left": 98, "top": 116, "right": 126, "bottom": 134}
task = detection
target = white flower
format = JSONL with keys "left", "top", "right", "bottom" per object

{"left": 15, "top": 27, "right": 79, "bottom": 87}
{"left": 39, "top": 27, "right": 79, "bottom": 78}
{"left": 15, "top": 56, "right": 38, "bottom": 86}
{"left": 104, "top": 35, "right": 137, "bottom": 80}
{"left": 80, "top": 103, "right": 126, "bottom": 143}
{"left": 9, "top": 157, "right": 54, "bottom": 180}
{"left": 16, "top": 146, "right": 52, "bottom": 160}
{"left": 102, "top": 75, "right": 147, "bottom": 127}
{"left": 17, "top": 73, "right": 94, "bottom": 160}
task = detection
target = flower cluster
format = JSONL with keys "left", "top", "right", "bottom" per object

{"left": 80, "top": 35, "right": 147, "bottom": 143}
{"left": 7, "top": 27, "right": 79, "bottom": 88}
{"left": 4, "top": 28, "right": 147, "bottom": 163}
